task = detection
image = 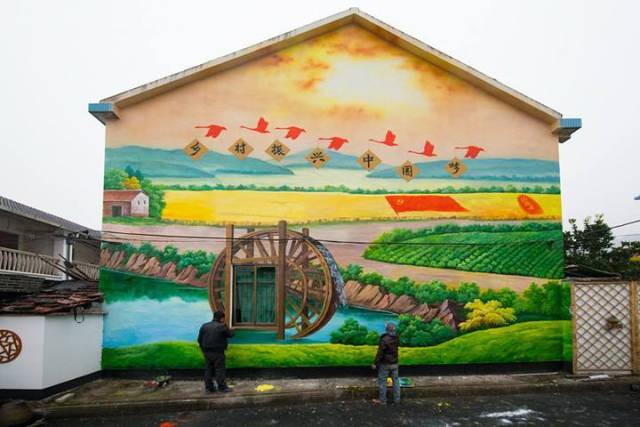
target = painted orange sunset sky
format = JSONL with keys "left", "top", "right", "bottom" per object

{"left": 107, "top": 24, "right": 558, "bottom": 162}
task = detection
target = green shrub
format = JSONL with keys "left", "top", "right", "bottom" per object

{"left": 397, "top": 315, "right": 456, "bottom": 347}
{"left": 330, "top": 318, "right": 379, "bottom": 345}
{"left": 514, "top": 281, "right": 571, "bottom": 320}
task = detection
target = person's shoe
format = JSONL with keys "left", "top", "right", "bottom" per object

{"left": 218, "top": 386, "right": 233, "bottom": 393}
{"left": 205, "top": 388, "right": 216, "bottom": 394}
{"left": 372, "top": 399, "right": 386, "bottom": 405}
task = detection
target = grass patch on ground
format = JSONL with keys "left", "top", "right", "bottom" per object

{"left": 102, "top": 321, "right": 571, "bottom": 369}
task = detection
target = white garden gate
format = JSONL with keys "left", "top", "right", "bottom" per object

{"left": 572, "top": 280, "right": 638, "bottom": 375}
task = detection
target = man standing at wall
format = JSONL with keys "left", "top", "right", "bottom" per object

{"left": 372, "top": 322, "right": 401, "bottom": 404}
{"left": 198, "top": 310, "right": 235, "bottom": 393}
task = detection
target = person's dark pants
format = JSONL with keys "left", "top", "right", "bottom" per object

{"left": 203, "top": 351, "right": 226, "bottom": 391}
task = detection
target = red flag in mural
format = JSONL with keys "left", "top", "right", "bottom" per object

{"left": 385, "top": 195, "right": 468, "bottom": 214}
{"left": 517, "top": 194, "right": 544, "bottom": 215}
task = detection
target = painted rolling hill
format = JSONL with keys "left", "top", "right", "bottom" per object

{"left": 105, "top": 146, "right": 293, "bottom": 177}
{"left": 367, "top": 158, "right": 560, "bottom": 182}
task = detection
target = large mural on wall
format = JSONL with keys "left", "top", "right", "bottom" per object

{"left": 99, "top": 24, "right": 571, "bottom": 370}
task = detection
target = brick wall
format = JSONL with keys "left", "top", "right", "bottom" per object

{"left": 0, "top": 273, "right": 45, "bottom": 293}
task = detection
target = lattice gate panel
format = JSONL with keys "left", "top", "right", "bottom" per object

{"left": 573, "top": 282, "right": 632, "bottom": 374}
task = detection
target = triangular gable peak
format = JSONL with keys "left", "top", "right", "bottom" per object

{"left": 89, "top": 8, "right": 579, "bottom": 141}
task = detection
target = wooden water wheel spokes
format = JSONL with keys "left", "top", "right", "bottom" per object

{"left": 207, "top": 224, "right": 341, "bottom": 339}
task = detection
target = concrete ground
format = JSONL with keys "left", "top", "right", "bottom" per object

{"left": 37, "top": 372, "right": 640, "bottom": 420}
{"left": 43, "top": 391, "right": 640, "bottom": 426}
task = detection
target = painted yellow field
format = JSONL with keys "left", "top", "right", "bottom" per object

{"left": 162, "top": 191, "right": 561, "bottom": 226}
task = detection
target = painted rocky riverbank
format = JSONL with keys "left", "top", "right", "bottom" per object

{"left": 100, "top": 248, "right": 211, "bottom": 287}
{"left": 343, "top": 281, "right": 465, "bottom": 330}
{"left": 100, "top": 248, "right": 465, "bottom": 330}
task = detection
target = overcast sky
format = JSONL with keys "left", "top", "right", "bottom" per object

{"left": 1, "top": 0, "right": 638, "bottom": 237}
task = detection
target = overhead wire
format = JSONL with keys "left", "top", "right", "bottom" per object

{"left": 72, "top": 217, "right": 640, "bottom": 249}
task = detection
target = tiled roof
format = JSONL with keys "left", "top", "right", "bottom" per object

{"left": 103, "top": 190, "right": 146, "bottom": 202}
{"left": 0, "top": 195, "right": 99, "bottom": 238}
{"left": 0, "top": 280, "right": 103, "bottom": 315}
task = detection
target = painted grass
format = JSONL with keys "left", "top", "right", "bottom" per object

{"left": 161, "top": 191, "right": 561, "bottom": 226}
{"left": 102, "top": 321, "right": 571, "bottom": 369}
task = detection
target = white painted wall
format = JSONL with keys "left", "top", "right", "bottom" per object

{"left": 130, "top": 192, "right": 149, "bottom": 217}
{"left": 0, "top": 314, "right": 103, "bottom": 390}
{"left": 42, "top": 314, "right": 103, "bottom": 388}
{"left": 0, "top": 316, "right": 45, "bottom": 389}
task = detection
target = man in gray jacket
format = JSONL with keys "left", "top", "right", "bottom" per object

{"left": 372, "top": 322, "right": 400, "bottom": 404}
{"left": 198, "top": 310, "right": 235, "bottom": 393}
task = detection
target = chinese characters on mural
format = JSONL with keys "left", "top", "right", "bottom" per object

{"left": 192, "top": 118, "right": 484, "bottom": 178}
{"left": 183, "top": 139, "right": 208, "bottom": 160}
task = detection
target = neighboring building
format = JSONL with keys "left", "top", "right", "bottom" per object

{"left": 0, "top": 195, "right": 100, "bottom": 287}
{"left": 0, "top": 195, "right": 103, "bottom": 397}
{"left": 90, "top": 9, "right": 581, "bottom": 372}
{"left": 103, "top": 190, "right": 149, "bottom": 218}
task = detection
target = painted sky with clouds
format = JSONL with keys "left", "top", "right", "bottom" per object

{"left": 107, "top": 25, "right": 557, "bottom": 163}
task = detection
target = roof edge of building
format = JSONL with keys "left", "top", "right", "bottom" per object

{"left": 90, "top": 8, "right": 568, "bottom": 129}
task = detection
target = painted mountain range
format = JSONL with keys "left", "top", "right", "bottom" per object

{"left": 105, "top": 146, "right": 292, "bottom": 177}
{"left": 368, "top": 159, "right": 560, "bottom": 182}
{"left": 106, "top": 146, "right": 559, "bottom": 182}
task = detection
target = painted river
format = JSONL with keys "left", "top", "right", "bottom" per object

{"left": 101, "top": 270, "right": 397, "bottom": 348}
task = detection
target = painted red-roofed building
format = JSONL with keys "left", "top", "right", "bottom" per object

{"left": 102, "top": 190, "right": 149, "bottom": 218}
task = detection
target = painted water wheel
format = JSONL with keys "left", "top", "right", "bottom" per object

{"left": 207, "top": 228, "right": 344, "bottom": 339}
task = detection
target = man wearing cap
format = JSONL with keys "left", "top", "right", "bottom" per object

{"left": 372, "top": 322, "right": 401, "bottom": 404}
{"left": 198, "top": 310, "right": 235, "bottom": 393}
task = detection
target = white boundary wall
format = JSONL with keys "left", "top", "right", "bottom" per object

{"left": 0, "top": 314, "right": 103, "bottom": 390}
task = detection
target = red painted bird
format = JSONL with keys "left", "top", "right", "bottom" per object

{"left": 319, "top": 136, "right": 349, "bottom": 151}
{"left": 275, "top": 126, "right": 306, "bottom": 140}
{"left": 240, "top": 117, "right": 270, "bottom": 134}
{"left": 369, "top": 130, "right": 398, "bottom": 147}
{"left": 194, "top": 124, "right": 227, "bottom": 138}
{"left": 409, "top": 140, "right": 437, "bottom": 157}
{"left": 455, "top": 145, "right": 485, "bottom": 159}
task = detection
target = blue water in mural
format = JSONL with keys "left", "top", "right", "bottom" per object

{"left": 101, "top": 270, "right": 397, "bottom": 348}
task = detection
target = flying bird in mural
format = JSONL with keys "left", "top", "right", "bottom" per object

{"left": 408, "top": 140, "right": 437, "bottom": 157}
{"left": 275, "top": 126, "right": 306, "bottom": 140}
{"left": 319, "top": 136, "right": 349, "bottom": 151}
{"left": 455, "top": 145, "right": 485, "bottom": 159}
{"left": 194, "top": 124, "right": 227, "bottom": 138}
{"left": 240, "top": 117, "right": 270, "bottom": 134}
{"left": 369, "top": 130, "right": 399, "bottom": 147}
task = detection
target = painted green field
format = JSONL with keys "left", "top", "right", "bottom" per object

{"left": 364, "top": 223, "right": 564, "bottom": 279}
{"left": 102, "top": 320, "right": 571, "bottom": 369}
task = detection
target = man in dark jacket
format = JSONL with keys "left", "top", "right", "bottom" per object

{"left": 371, "top": 322, "right": 400, "bottom": 404}
{"left": 198, "top": 310, "right": 235, "bottom": 393}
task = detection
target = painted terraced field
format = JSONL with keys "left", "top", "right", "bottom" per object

{"left": 363, "top": 223, "right": 564, "bottom": 279}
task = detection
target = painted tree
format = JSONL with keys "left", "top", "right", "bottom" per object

{"left": 104, "top": 168, "right": 128, "bottom": 189}
{"left": 123, "top": 176, "right": 142, "bottom": 190}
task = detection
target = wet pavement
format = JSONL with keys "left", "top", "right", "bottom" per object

{"left": 43, "top": 390, "right": 640, "bottom": 426}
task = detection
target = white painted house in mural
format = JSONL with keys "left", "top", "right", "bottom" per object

{"left": 103, "top": 190, "right": 149, "bottom": 218}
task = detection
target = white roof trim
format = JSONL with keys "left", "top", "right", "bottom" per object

{"left": 99, "top": 8, "right": 562, "bottom": 125}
